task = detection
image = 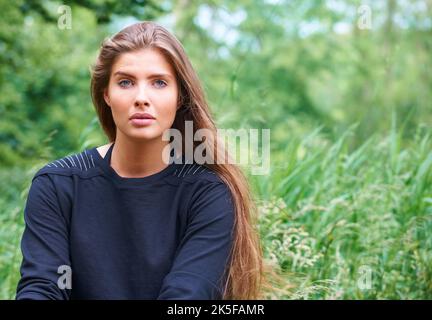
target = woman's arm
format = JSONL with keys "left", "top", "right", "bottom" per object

{"left": 157, "top": 182, "right": 235, "bottom": 300}
{"left": 16, "top": 174, "right": 71, "bottom": 300}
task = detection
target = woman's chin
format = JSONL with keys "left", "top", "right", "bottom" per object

{"left": 127, "top": 129, "right": 162, "bottom": 141}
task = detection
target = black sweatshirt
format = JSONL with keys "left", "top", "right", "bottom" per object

{"left": 16, "top": 143, "right": 235, "bottom": 300}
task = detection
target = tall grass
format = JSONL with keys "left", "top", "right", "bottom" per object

{"left": 0, "top": 167, "right": 33, "bottom": 299}
{"left": 250, "top": 123, "right": 432, "bottom": 299}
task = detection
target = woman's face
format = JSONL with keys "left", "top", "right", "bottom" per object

{"left": 104, "top": 48, "right": 179, "bottom": 141}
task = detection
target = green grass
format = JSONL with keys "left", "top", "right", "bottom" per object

{"left": 1, "top": 124, "right": 431, "bottom": 299}
{"left": 0, "top": 166, "right": 34, "bottom": 299}
{"left": 250, "top": 124, "right": 432, "bottom": 299}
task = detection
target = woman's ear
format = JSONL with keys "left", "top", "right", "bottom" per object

{"left": 103, "top": 88, "right": 111, "bottom": 107}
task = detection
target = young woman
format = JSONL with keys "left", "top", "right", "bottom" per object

{"left": 16, "top": 21, "right": 264, "bottom": 300}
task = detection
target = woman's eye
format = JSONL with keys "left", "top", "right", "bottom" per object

{"left": 118, "top": 79, "right": 133, "bottom": 88}
{"left": 154, "top": 79, "right": 167, "bottom": 88}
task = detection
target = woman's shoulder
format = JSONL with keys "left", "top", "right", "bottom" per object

{"left": 32, "top": 146, "right": 103, "bottom": 182}
{"left": 170, "top": 162, "right": 223, "bottom": 185}
{"left": 44, "top": 148, "right": 97, "bottom": 172}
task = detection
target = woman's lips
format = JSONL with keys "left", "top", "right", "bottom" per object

{"left": 130, "top": 118, "right": 155, "bottom": 126}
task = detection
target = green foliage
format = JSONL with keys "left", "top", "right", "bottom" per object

{"left": 251, "top": 124, "right": 432, "bottom": 299}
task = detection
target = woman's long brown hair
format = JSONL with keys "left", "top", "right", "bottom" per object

{"left": 90, "top": 21, "right": 275, "bottom": 299}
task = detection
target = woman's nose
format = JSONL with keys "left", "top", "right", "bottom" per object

{"left": 134, "top": 85, "right": 150, "bottom": 107}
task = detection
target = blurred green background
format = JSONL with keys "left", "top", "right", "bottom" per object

{"left": 0, "top": 0, "right": 431, "bottom": 299}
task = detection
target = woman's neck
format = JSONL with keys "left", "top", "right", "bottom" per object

{"left": 110, "top": 133, "right": 170, "bottom": 178}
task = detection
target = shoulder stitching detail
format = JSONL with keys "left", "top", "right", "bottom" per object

{"left": 45, "top": 150, "right": 96, "bottom": 172}
{"left": 172, "top": 163, "right": 216, "bottom": 178}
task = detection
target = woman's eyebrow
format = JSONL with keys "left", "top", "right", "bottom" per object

{"left": 113, "top": 71, "right": 174, "bottom": 79}
{"left": 113, "top": 71, "right": 135, "bottom": 78}
{"left": 150, "top": 73, "right": 174, "bottom": 79}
